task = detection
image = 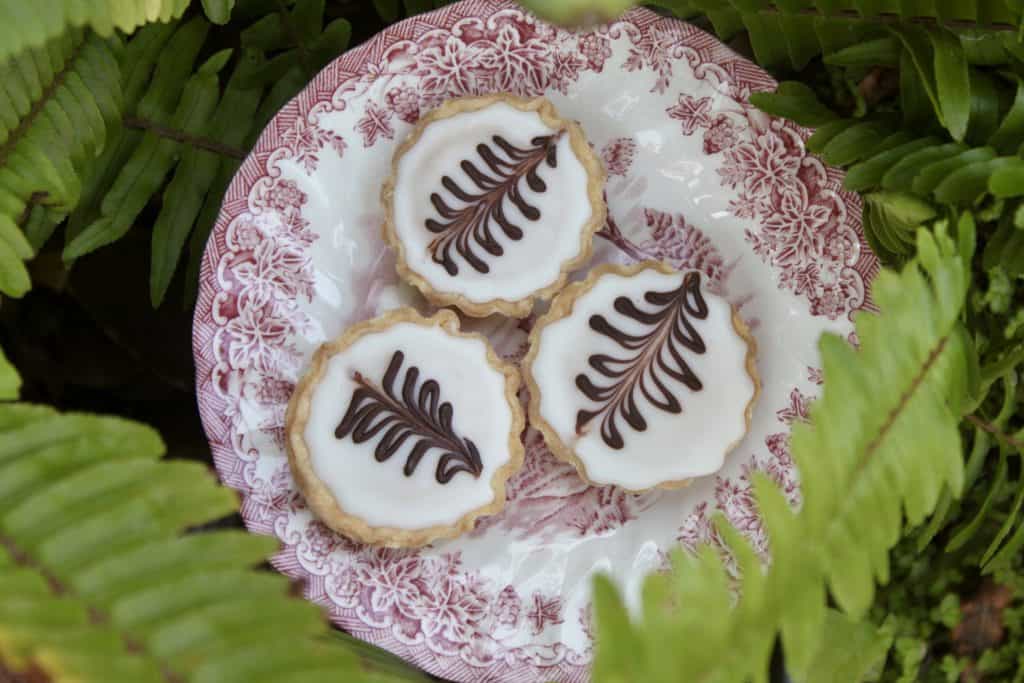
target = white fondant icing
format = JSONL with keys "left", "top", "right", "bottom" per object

{"left": 303, "top": 322, "right": 514, "bottom": 529}
{"left": 392, "top": 102, "right": 592, "bottom": 302}
{"left": 532, "top": 268, "right": 755, "bottom": 490}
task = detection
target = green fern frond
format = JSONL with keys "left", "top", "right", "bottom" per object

{"left": 0, "top": 348, "right": 18, "bottom": 400}
{"left": 62, "top": 21, "right": 184, "bottom": 249}
{"left": 981, "top": 458, "right": 1024, "bottom": 567}
{"left": 803, "top": 610, "right": 893, "bottom": 681}
{"left": 149, "top": 49, "right": 263, "bottom": 307}
{"left": 0, "top": 0, "right": 355, "bottom": 305}
{"left": 652, "top": 0, "right": 1022, "bottom": 70}
{"left": 752, "top": 17, "right": 1024, "bottom": 268}
{"left": 594, "top": 219, "right": 974, "bottom": 682}
{"left": 201, "top": 0, "right": 237, "bottom": 24}
{"left": 980, "top": 209, "right": 1024, "bottom": 280}
{"left": 0, "top": 30, "right": 122, "bottom": 297}
{"left": 172, "top": 1, "right": 351, "bottom": 308}
{"left": 941, "top": 371, "right": 1024, "bottom": 570}
{"left": 797, "top": 220, "right": 974, "bottom": 615}
{"left": 174, "top": 3, "right": 352, "bottom": 309}
{"left": 0, "top": 0, "right": 191, "bottom": 63}
{"left": 759, "top": 50, "right": 1009, "bottom": 157}
{"left": 0, "top": 0, "right": 233, "bottom": 62}
{"left": 63, "top": 17, "right": 212, "bottom": 262}
{"left": 48, "top": 5, "right": 351, "bottom": 308}
{"left": 809, "top": 119, "right": 1022, "bottom": 263}
{"left": 0, "top": 353, "right": 427, "bottom": 683}
{"left": 64, "top": 53, "right": 226, "bottom": 261}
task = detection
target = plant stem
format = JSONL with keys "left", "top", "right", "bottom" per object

{"left": 15, "top": 192, "right": 49, "bottom": 228}
{"left": 1, "top": 533, "right": 185, "bottom": 683}
{"left": 965, "top": 414, "right": 1024, "bottom": 452}
{"left": 859, "top": 337, "right": 947, "bottom": 472}
{"left": 0, "top": 40, "right": 84, "bottom": 167}
{"left": 122, "top": 117, "right": 246, "bottom": 160}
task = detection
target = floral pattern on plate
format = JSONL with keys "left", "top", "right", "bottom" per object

{"left": 193, "top": 2, "right": 878, "bottom": 681}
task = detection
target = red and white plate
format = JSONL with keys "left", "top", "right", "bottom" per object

{"left": 193, "top": 2, "right": 878, "bottom": 681}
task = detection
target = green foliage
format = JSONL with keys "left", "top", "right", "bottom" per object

{"left": 148, "top": 50, "right": 262, "bottom": 306}
{"left": 797, "top": 221, "right": 973, "bottom": 619}
{"left": 0, "top": 0, "right": 245, "bottom": 63}
{"left": 593, "top": 221, "right": 975, "bottom": 682}
{"left": 0, "top": 348, "right": 19, "bottom": 400}
{"left": 591, "top": 4, "right": 1024, "bottom": 679}
{"left": 0, "top": 29, "right": 121, "bottom": 297}
{"left": 1, "top": 2, "right": 1023, "bottom": 682}
{"left": 746, "top": 32, "right": 1024, "bottom": 594}
{"left": 372, "top": 0, "right": 451, "bottom": 22}
{"left": 755, "top": 30, "right": 1024, "bottom": 269}
{"left": 870, "top": 520, "right": 1024, "bottom": 682}
{"left": 64, "top": 24, "right": 223, "bottom": 263}
{"left": 647, "top": 1, "right": 1024, "bottom": 71}
{"left": 0, "top": 0, "right": 190, "bottom": 64}
{"left": 0, "top": 1, "right": 352, "bottom": 306}
{"left": 0, "top": 354, "right": 426, "bottom": 683}
{"left": 517, "top": 0, "right": 635, "bottom": 24}
{"left": 748, "top": 82, "right": 837, "bottom": 127}
{"left": 201, "top": 0, "right": 236, "bottom": 25}
{"left": 803, "top": 610, "right": 893, "bottom": 682}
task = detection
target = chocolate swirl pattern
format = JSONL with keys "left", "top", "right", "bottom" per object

{"left": 335, "top": 350, "right": 483, "bottom": 484}
{"left": 575, "top": 272, "right": 709, "bottom": 450}
{"left": 425, "top": 132, "right": 562, "bottom": 276}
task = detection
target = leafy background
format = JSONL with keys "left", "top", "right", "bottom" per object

{"left": 2, "top": 0, "right": 1024, "bottom": 682}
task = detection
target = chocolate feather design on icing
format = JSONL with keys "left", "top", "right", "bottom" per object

{"left": 575, "top": 272, "right": 709, "bottom": 450}
{"left": 425, "top": 132, "right": 562, "bottom": 276}
{"left": 335, "top": 350, "right": 483, "bottom": 484}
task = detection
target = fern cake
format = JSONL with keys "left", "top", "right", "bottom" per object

{"left": 285, "top": 308, "right": 525, "bottom": 547}
{"left": 524, "top": 261, "right": 760, "bottom": 491}
{"left": 382, "top": 94, "right": 606, "bottom": 318}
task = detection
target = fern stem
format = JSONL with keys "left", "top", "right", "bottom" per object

{"left": 122, "top": 118, "right": 246, "bottom": 160}
{"left": 1, "top": 533, "right": 186, "bottom": 683}
{"left": 0, "top": 39, "right": 85, "bottom": 168}
{"left": 0, "top": 534, "right": 66, "bottom": 595}
{"left": 0, "top": 661, "right": 51, "bottom": 682}
{"left": 860, "top": 336, "right": 948, "bottom": 470}
{"left": 758, "top": 5, "right": 1017, "bottom": 32}
{"left": 966, "top": 414, "right": 1024, "bottom": 453}
{"left": 15, "top": 192, "right": 49, "bottom": 228}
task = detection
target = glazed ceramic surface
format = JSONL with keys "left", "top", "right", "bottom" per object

{"left": 193, "top": 2, "right": 878, "bottom": 681}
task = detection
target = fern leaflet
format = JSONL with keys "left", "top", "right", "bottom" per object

{"left": 0, "top": 347, "right": 427, "bottom": 683}
{"left": 0, "top": 30, "right": 121, "bottom": 297}
{"left": 648, "top": 1, "right": 1023, "bottom": 70}
{"left": 0, "top": 0, "right": 238, "bottom": 63}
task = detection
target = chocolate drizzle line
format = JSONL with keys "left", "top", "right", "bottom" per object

{"left": 335, "top": 350, "right": 484, "bottom": 484}
{"left": 425, "top": 132, "right": 562, "bottom": 276}
{"left": 575, "top": 272, "right": 710, "bottom": 450}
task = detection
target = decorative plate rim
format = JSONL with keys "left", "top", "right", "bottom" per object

{"left": 192, "top": 3, "right": 878, "bottom": 682}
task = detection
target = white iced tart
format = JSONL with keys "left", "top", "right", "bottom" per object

{"left": 524, "top": 261, "right": 759, "bottom": 491}
{"left": 382, "top": 94, "right": 606, "bottom": 318}
{"left": 286, "top": 308, "right": 525, "bottom": 547}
